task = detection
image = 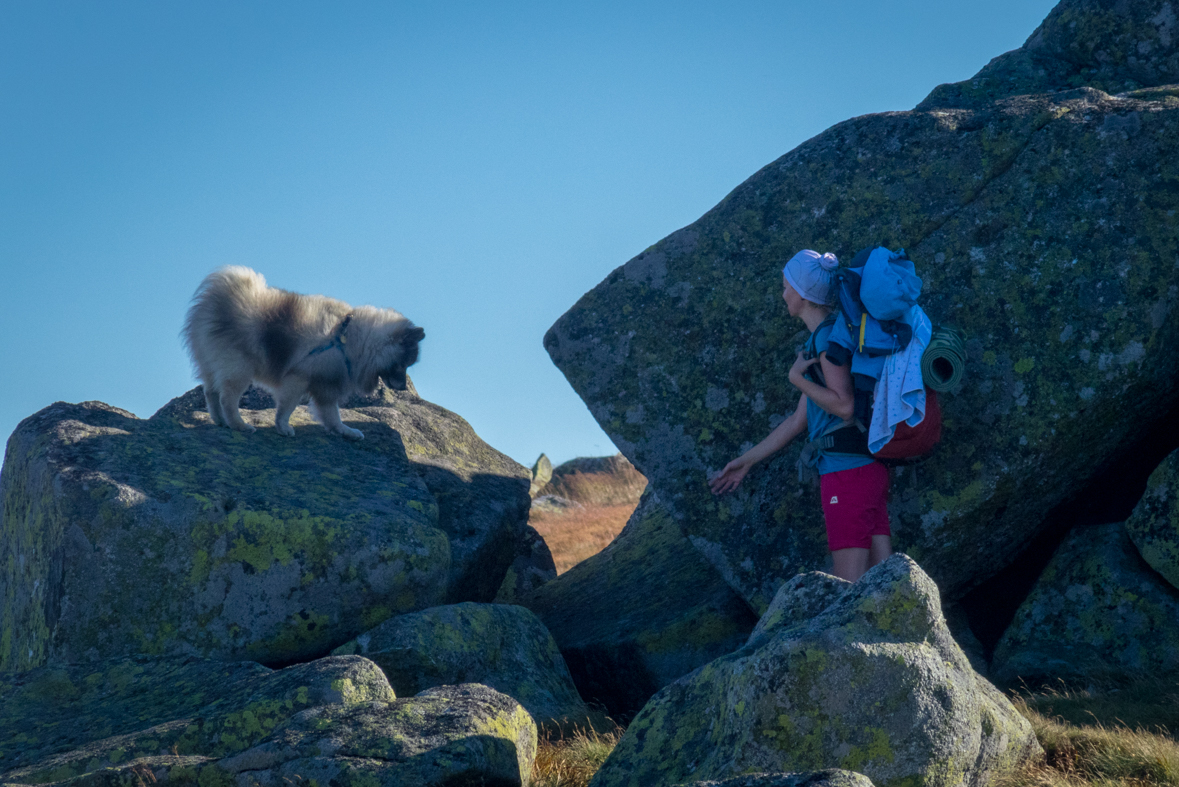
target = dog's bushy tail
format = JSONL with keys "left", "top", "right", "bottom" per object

{"left": 182, "top": 266, "right": 270, "bottom": 357}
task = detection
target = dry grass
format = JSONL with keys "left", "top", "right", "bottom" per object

{"left": 996, "top": 679, "right": 1179, "bottom": 787}
{"left": 529, "top": 503, "right": 637, "bottom": 574}
{"left": 532, "top": 726, "right": 624, "bottom": 787}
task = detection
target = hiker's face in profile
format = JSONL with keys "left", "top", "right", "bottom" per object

{"left": 782, "top": 275, "right": 803, "bottom": 317}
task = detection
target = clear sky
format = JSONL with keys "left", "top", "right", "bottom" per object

{"left": 0, "top": 0, "right": 1058, "bottom": 470}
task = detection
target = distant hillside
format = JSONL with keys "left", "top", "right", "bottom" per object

{"left": 536, "top": 454, "right": 646, "bottom": 508}
{"left": 530, "top": 453, "right": 646, "bottom": 575}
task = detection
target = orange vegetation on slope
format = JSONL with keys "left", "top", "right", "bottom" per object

{"left": 529, "top": 454, "right": 647, "bottom": 575}
{"left": 530, "top": 503, "right": 639, "bottom": 575}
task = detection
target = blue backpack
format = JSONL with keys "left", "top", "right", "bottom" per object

{"left": 821, "top": 246, "right": 925, "bottom": 430}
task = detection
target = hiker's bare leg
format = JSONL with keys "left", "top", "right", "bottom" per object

{"left": 831, "top": 548, "right": 870, "bottom": 582}
{"left": 868, "top": 535, "right": 893, "bottom": 569}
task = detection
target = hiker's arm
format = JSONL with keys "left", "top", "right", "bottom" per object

{"left": 788, "top": 351, "right": 855, "bottom": 422}
{"left": 709, "top": 396, "right": 808, "bottom": 495}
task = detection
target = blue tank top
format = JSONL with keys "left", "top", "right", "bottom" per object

{"left": 805, "top": 321, "right": 875, "bottom": 476}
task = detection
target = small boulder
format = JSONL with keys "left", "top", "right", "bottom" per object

{"left": 521, "top": 491, "right": 757, "bottom": 719}
{"left": 0, "top": 655, "right": 393, "bottom": 783}
{"left": 992, "top": 521, "right": 1179, "bottom": 686}
{"left": 216, "top": 683, "right": 537, "bottom": 787}
{"left": 590, "top": 555, "right": 1041, "bottom": 787}
{"left": 677, "top": 772, "right": 875, "bottom": 787}
{"left": 1125, "top": 448, "right": 1179, "bottom": 590}
{"left": 332, "top": 601, "right": 588, "bottom": 727}
{"left": 530, "top": 453, "right": 554, "bottom": 497}
{"left": 495, "top": 524, "right": 558, "bottom": 604}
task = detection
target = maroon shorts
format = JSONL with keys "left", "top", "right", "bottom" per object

{"left": 819, "top": 461, "right": 891, "bottom": 551}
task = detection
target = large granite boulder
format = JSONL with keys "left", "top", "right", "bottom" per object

{"left": 0, "top": 655, "right": 394, "bottom": 783}
{"left": 0, "top": 382, "right": 529, "bottom": 671}
{"left": 543, "top": 0, "right": 1179, "bottom": 612}
{"left": 991, "top": 521, "right": 1179, "bottom": 685}
{"left": 521, "top": 490, "right": 758, "bottom": 718}
{"left": 1124, "top": 447, "right": 1179, "bottom": 589}
{"left": 590, "top": 555, "right": 1041, "bottom": 787}
{"left": 332, "top": 601, "right": 589, "bottom": 727}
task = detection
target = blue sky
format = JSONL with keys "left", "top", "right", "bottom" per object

{"left": 0, "top": 0, "right": 1057, "bottom": 469}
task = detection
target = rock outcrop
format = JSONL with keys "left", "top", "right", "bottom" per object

{"left": 1, "top": 658, "right": 536, "bottom": 787}
{"left": 521, "top": 491, "right": 757, "bottom": 718}
{"left": 992, "top": 521, "right": 1179, "bottom": 685}
{"left": 0, "top": 655, "right": 394, "bottom": 782}
{"left": 215, "top": 683, "right": 537, "bottom": 787}
{"left": 543, "top": 0, "right": 1179, "bottom": 612}
{"left": 1124, "top": 446, "right": 1179, "bottom": 589}
{"left": 676, "top": 773, "right": 876, "bottom": 787}
{"left": 332, "top": 601, "right": 589, "bottom": 727}
{"left": 0, "top": 382, "right": 529, "bottom": 671}
{"left": 590, "top": 555, "right": 1041, "bottom": 787}
{"left": 918, "top": 0, "right": 1179, "bottom": 110}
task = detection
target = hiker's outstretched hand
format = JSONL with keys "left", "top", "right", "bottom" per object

{"left": 709, "top": 458, "right": 751, "bottom": 495}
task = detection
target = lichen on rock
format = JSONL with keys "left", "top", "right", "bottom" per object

{"left": 590, "top": 555, "right": 1041, "bottom": 787}
{"left": 992, "top": 521, "right": 1179, "bottom": 685}
{"left": 0, "top": 392, "right": 455, "bottom": 670}
{"left": 332, "top": 601, "right": 588, "bottom": 728}
{"left": 1124, "top": 447, "right": 1179, "bottom": 590}
{"left": 0, "top": 655, "right": 394, "bottom": 783}
{"left": 214, "top": 683, "right": 537, "bottom": 787}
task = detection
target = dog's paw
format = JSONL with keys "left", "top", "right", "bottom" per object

{"left": 275, "top": 422, "right": 295, "bottom": 437}
{"left": 341, "top": 426, "right": 364, "bottom": 441}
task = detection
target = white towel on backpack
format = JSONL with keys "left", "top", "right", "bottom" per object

{"left": 868, "top": 304, "right": 933, "bottom": 454}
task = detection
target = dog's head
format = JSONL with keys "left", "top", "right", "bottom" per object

{"left": 382, "top": 324, "right": 425, "bottom": 391}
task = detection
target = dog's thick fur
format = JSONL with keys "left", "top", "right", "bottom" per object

{"left": 182, "top": 266, "right": 424, "bottom": 440}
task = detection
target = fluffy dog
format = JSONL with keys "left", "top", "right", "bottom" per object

{"left": 182, "top": 266, "right": 424, "bottom": 440}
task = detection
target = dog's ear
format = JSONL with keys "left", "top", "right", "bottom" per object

{"left": 402, "top": 325, "right": 425, "bottom": 347}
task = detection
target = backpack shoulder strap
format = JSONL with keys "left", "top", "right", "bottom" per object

{"left": 805, "top": 314, "right": 838, "bottom": 359}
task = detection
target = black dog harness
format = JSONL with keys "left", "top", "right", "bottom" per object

{"left": 307, "top": 313, "right": 354, "bottom": 378}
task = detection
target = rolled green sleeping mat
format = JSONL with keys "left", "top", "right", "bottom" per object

{"left": 922, "top": 325, "right": 966, "bottom": 392}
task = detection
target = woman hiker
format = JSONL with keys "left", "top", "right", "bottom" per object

{"left": 707, "top": 249, "right": 892, "bottom": 582}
